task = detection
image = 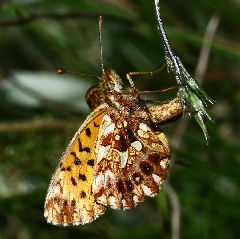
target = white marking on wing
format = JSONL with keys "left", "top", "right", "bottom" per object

{"left": 93, "top": 174, "right": 104, "bottom": 190}
{"left": 98, "top": 194, "right": 107, "bottom": 205}
{"left": 103, "top": 123, "right": 115, "bottom": 136}
{"left": 152, "top": 174, "right": 161, "bottom": 184}
{"left": 122, "top": 199, "right": 129, "bottom": 209}
{"left": 104, "top": 170, "right": 115, "bottom": 183}
{"left": 137, "top": 129, "right": 144, "bottom": 137}
{"left": 109, "top": 95, "right": 114, "bottom": 101}
{"left": 109, "top": 196, "right": 117, "bottom": 208}
{"left": 73, "top": 221, "right": 81, "bottom": 226}
{"left": 150, "top": 192, "right": 158, "bottom": 198}
{"left": 160, "top": 158, "right": 168, "bottom": 169}
{"left": 139, "top": 123, "right": 148, "bottom": 132}
{"left": 131, "top": 141, "right": 142, "bottom": 151}
{"left": 102, "top": 114, "right": 111, "bottom": 121}
{"left": 121, "top": 151, "right": 128, "bottom": 168}
{"left": 141, "top": 185, "right": 152, "bottom": 196}
{"left": 53, "top": 185, "right": 60, "bottom": 195}
{"left": 115, "top": 134, "right": 120, "bottom": 140}
{"left": 133, "top": 195, "right": 139, "bottom": 204}
{"left": 97, "top": 145, "right": 110, "bottom": 163}
{"left": 44, "top": 210, "right": 49, "bottom": 217}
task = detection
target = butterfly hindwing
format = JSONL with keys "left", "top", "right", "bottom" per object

{"left": 93, "top": 111, "right": 170, "bottom": 209}
{"left": 44, "top": 105, "right": 108, "bottom": 226}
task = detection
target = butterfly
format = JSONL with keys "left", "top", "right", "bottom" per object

{"left": 44, "top": 67, "right": 183, "bottom": 225}
{"left": 44, "top": 16, "right": 183, "bottom": 226}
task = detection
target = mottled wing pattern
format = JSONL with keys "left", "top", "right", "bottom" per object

{"left": 93, "top": 111, "right": 170, "bottom": 209}
{"left": 44, "top": 105, "right": 108, "bottom": 225}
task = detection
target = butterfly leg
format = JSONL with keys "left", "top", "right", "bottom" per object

{"left": 135, "top": 84, "right": 180, "bottom": 98}
{"left": 126, "top": 64, "right": 166, "bottom": 90}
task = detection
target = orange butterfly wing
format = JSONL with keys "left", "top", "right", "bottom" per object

{"left": 44, "top": 105, "right": 107, "bottom": 226}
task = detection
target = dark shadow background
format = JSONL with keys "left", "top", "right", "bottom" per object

{"left": 0, "top": 0, "right": 239, "bottom": 239}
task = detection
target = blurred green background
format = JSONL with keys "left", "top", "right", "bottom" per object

{"left": 0, "top": 0, "right": 239, "bottom": 239}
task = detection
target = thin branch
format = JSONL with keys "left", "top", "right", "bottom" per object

{"left": 154, "top": 0, "right": 185, "bottom": 87}
{"left": 171, "top": 13, "right": 220, "bottom": 148}
{"left": 164, "top": 182, "right": 181, "bottom": 239}
{"left": 195, "top": 13, "right": 221, "bottom": 84}
{"left": 0, "top": 11, "right": 130, "bottom": 27}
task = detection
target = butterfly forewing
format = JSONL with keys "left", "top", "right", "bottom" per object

{"left": 93, "top": 110, "right": 170, "bottom": 209}
{"left": 44, "top": 105, "right": 108, "bottom": 226}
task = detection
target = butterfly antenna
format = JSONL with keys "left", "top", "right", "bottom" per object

{"left": 99, "top": 16, "right": 105, "bottom": 75}
{"left": 58, "top": 68, "right": 97, "bottom": 78}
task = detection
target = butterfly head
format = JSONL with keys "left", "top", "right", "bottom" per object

{"left": 102, "top": 68, "right": 123, "bottom": 92}
{"left": 86, "top": 68, "right": 124, "bottom": 110}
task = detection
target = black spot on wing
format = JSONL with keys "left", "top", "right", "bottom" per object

{"left": 78, "top": 138, "right": 90, "bottom": 153}
{"left": 94, "top": 122, "right": 99, "bottom": 127}
{"left": 80, "top": 191, "right": 86, "bottom": 198}
{"left": 63, "top": 199, "right": 68, "bottom": 207}
{"left": 71, "top": 177, "right": 77, "bottom": 186}
{"left": 118, "top": 133, "right": 128, "bottom": 152}
{"left": 87, "top": 159, "right": 94, "bottom": 166}
{"left": 126, "top": 124, "right": 136, "bottom": 143}
{"left": 74, "top": 158, "right": 81, "bottom": 165}
{"left": 66, "top": 166, "right": 71, "bottom": 171}
{"left": 78, "top": 173, "right": 86, "bottom": 181}
{"left": 148, "top": 153, "right": 161, "bottom": 164}
{"left": 71, "top": 199, "right": 76, "bottom": 207}
{"left": 140, "top": 161, "right": 153, "bottom": 176}
{"left": 86, "top": 128, "right": 91, "bottom": 137}
{"left": 116, "top": 180, "right": 125, "bottom": 194}
{"left": 70, "top": 152, "right": 82, "bottom": 165}
{"left": 126, "top": 180, "right": 134, "bottom": 192}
